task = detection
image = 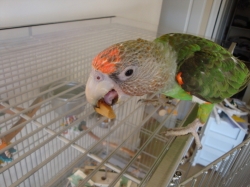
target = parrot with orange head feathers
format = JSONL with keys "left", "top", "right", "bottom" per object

{"left": 85, "top": 33, "right": 250, "bottom": 149}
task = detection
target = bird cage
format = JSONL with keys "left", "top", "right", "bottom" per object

{"left": 0, "top": 23, "right": 194, "bottom": 187}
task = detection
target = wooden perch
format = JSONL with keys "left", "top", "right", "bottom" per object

{"left": 1, "top": 97, "right": 139, "bottom": 159}
{"left": 81, "top": 125, "right": 140, "bottom": 159}
{"left": 0, "top": 104, "right": 24, "bottom": 115}
{"left": 1, "top": 97, "right": 43, "bottom": 143}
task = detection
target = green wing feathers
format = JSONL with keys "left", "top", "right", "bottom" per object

{"left": 156, "top": 33, "right": 250, "bottom": 103}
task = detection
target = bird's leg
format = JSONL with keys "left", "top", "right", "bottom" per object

{"left": 215, "top": 99, "right": 248, "bottom": 117}
{"left": 213, "top": 101, "right": 248, "bottom": 125}
{"left": 139, "top": 95, "right": 179, "bottom": 116}
{"left": 163, "top": 119, "right": 204, "bottom": 149}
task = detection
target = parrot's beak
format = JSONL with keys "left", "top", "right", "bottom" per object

{"left": 86, "top": 70, "right": 127, "bottom": 107}
{"left": 86, "top": 70, "right": 115, "bottom": 107}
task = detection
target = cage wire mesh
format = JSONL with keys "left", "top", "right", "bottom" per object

{"left": 0, "top": 23, "right": 188, "bottom": 187}
{"left": 179, "top": 137, "right": 250, "bottom": 187}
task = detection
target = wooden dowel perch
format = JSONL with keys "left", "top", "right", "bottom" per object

{"left": 1, "top": 97, "right": 43, "bottom": 143}
{"left": 81, "top": 125, "right": 140, "bottom": 159}
{"left": 0, "top": 97, "right": 140, "bottom": 159}
{"left": 0, "top": 105, "right": 24, "bottom": 115}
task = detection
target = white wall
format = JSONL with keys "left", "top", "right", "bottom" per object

{"left": 157, "top": 0, "right": 192, "bottom": 34}
{"left": 0, "top": 0, "right": 162, "bottom": 31}
{"left": 157, "top": 0, "right": 222, "bottom": 39}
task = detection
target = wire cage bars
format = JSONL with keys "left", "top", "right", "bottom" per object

{"left": 0, "top": 23, "right": 190, "bottom": 187}
{"left": 179, "top": 137, "right": 250, "bottom": 187}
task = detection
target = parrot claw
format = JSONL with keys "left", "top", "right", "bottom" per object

{"left": 214, "top": 102, "right": 248, "bottom": 118}
{"left": 138, "top": 94, "right": 174, "bottom": 107}
{"left": 137, "top": 98, "right": 160, "bottom": 106}
{"left": 163, "top": 119, "right": 204, "bottom": 149}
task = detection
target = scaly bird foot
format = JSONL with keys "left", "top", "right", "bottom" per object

{"left": 213, "top": 99, "right": 249, "bottom": 125}
{"left": 138, "top": 94, "right": 171, "bottom": 106}
{"left": 215, "top": 99, "right": 248, "bottom": 117}
{"left": 139, "top": 95, "right": 179, "bottom": 116}
{"left": 163, "top": 119, "right": 204, "bottom": 149}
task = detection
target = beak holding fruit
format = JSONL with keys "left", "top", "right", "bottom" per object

{"left": 85, "top": 69, "right": 128, "bottom": 119}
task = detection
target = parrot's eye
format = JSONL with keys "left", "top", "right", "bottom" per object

{"left": 125, "top": 69, "right": 133, "bottom": 76}
{"left": 117, "top": 66, "right": 137, "bottom": 81}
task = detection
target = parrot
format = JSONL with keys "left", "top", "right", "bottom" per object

{"left": 85, "top": 33, "right": 250, "bottom": 149}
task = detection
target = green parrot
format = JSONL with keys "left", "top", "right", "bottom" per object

{"left": 85, "top": 33, "right": 250, "bottom": 149}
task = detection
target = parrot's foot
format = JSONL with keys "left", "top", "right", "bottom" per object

{"left": 138, "top": 94, "right": 178, "bottom": 109}
{"left": 139, "top": 95, "right": 178, "bottom": 116}
{"left": 213, "top": 99, "right": 249, "bottom": 125}
{"left": 138, "top": 94, "right": 171, "bottom": 106}
{"left": 215, "top": 99, "right": 249, "bottom": 117}
{"left": 163, "top": 119, "right": 204, "bottom": 149}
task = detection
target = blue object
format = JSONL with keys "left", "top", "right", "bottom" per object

{"left": 0, "top": 148, "right": 16, "bottom": 162}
